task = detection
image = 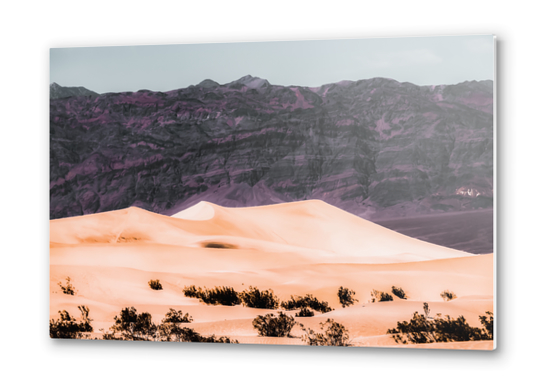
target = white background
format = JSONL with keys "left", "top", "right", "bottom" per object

{"left": 1, "top": 0, "right": 538, "bottom": 382}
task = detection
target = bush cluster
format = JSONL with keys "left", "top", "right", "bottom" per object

{"left": 49, "top": 305, "right": 93, "bottom": 339}
{"left": 296, "top": 308, "right": 315, "bottom": 317}
{"left": 101, "top": 307, "right": 238, "bottom": 343}
{"left": 182, "top": 285, "right": 241, "bottom": 306}
{"left": 300, "top": 319, "right": 351, "bottom": 347}
{"left": 183, "top": 285, "right": 281, "bottom": 309}
{"left": 337, "top": 286, "right": 358, "bottom": 308}
{"left": 252, "top": 312, "right": 296, "bottom": 337}
{"left": 387, "top": 304, "right": 494, "bottom": 344}
{"left": 148, "top": 279, "right": 163, "bottom": 290}
{"left": 370, "top": 289, "right": 394, "bottom": 302}
{"left": 281, "top": 294, "right": 333, "bottom": 313}
{"left": 239, "top": 286, "right": 279, "bottom": 309}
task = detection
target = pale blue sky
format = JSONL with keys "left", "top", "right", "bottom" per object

{"left": 50, "top": 35, "right": 494, "bottom": 94}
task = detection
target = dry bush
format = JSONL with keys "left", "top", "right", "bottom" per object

{"left": 440, "top": 290, "right": 457, "bottom": 301}
{"left": 148, "top": 279, "right": 163, "bottom": 290}
{"left": 300, "top": 319, "right": 351, "bottom": 346}
{"left": 370, "top": 289, "right": 393, "bottom": 302}
{"left": 391, "top": 286, "right": 407, "bottom": 300}
{"left": 239, "top": 286, "right": 279, "bottom": 309}
{"left": 252, "top": 312, "right": 296, "bottom": 337}
{"left": 49, "top": 305, "right": 92, "bottom": 339}
{"left": 337, "top": 286, "right": 358, "bottom": 308}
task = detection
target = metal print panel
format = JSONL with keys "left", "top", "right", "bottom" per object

{"left": 49, "top": 35, "right": 495, "bottom": 349}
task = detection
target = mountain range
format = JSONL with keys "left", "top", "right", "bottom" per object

{"left": 50, "top": 76, "right": 493, "bottom": 222}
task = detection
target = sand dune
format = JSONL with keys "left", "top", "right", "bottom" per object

{"left": 50, "top": 200, "right": 494, "bottom": 350}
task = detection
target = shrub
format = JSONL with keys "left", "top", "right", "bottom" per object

{"left": 337, "top": 286, "right": 358, "bottom": 308}
{"left": 148, "top": 279, "right": 163, "bottom": 290}
{"left": 239, "top": 286, "right": 279, "bottom": 309}
{"left": 103, "top": 307, "right": 238, "bottom": 343}
{"left": 391, "top": 286, "right": 407, "bottom": 300}
{"left": 50, "top": 305, "right": 93, "bottom": 339}
{"left": 370, "top": 289, "right": 393, "bottom": 302}
{"left": 182, "top": 285, "right": 240, "bottom": 306}
{"left": 58, "top": 276, "right": 76, "bottom": 295}
{"left": 387, "top": 304, "right": 494, "bottom": 344}
{"left": 296, "top": 308, "right": 315, "bottom": 317}
{"left": 252, "top": 312, "right": 296, "bottom": 337}
{"left": 300, "top": 319, "right": 351, "bottom": 346}
{"left": 440, "top": 290, "right": 457, "bottom": 301}
{"left": 479, "top": 311, "right": 494, "bottom": 340}
{"left": 103, "top": 307, "right": 159, "bottom": 341}
{"left": 182, "top": 285, "right": 200, "bottom": 298}
{"left": 281, "top": 294, "right": 333, "bottom": 313}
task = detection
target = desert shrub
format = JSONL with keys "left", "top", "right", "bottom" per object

{"left": 50, "top": 305, "right": 93, "bottom": 339}
{"left": 159, "top": 308, "right": 193, "bottom": 341}
{"left": 239, "top": 286, "right": 279, "bottom": 309}
{"left": 171, "top": 327, "right": 238, "bottom": 343}
{"left": 387, "top": 304, "right": 493, "bottom": 344}
{"left": 391, "top": 286, "right": 407, "bottom": 300}
{"left": 182, "top": 285, "right": 240, "bottom": 306}
{"left": 440, "top": 290, "right": 457, "bottom": 301}
{"left": 103, "top": 307, "right": 159, "bottom": 341}
{"left": 296, "top": 308, "right": 315, "bottom": 317}
{"left": 148, "top": 279, "right": 163, "bottom": 290}
{"left": 252, "top": 312, "right": 296, "bottom": 337}
{"left": 370, "top": 289, "right": 394, "bottom": 302}
{"left": 337, "top": 286, "right": 358, "bottom": 308}
{"left": 479, "top": 311, "right": 494, "bottom": 340}
{"left": 300, "top": 319, "right": 351, "bottom": 346}
{"left": 183, "top": 285, "right": 200, "bottom": 298}
{"left": 58, "top": 276, "right": 76, "bottom": 295}
{"left": 281, "top": 294, "right": 333, "bottom": 313}
{"left": 103, "top": 307, "right": 238, "bottom": 343}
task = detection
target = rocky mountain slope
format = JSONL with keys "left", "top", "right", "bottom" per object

{"left": 50, "top": 76, "right": 493, "bottom": 221}
{"left": 50, "top": 82, "right": 99, "bottom": 99}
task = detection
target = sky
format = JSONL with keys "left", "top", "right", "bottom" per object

{"left": 50, "top": 35, "right": 494, "bottom": 94}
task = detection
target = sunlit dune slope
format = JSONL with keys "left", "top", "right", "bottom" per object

{"left": 52, "top": 200, "right": 470, "bottom": 261}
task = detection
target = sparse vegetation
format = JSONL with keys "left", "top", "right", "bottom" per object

{"left": 281, "top": 294, "right": 333, "bottom": 313}
{"left": 182, "top": 285, "right": 241, "bottom": 306}
{"left": 239, "top": 286, "right": 279, "bottom": 309}
{"left": 391, "top": 286, "right": 407, "bottom": 300}
{"left": 300, "top": 319, "right": 351, "bottom": 346}
{"left": 337, "top": 286, "right": 358, "bottom": 308}
{"left": 103, "top": 307, "right": 160, "bottom": 341}
{"left": 370, "top": 289, "right": 393, "bottom": 302}
{"left": 58, "top": 276, "right": 76, "bottom": 295}
{"left": 148, "top": 279, "right": 163, "bottom": 290}
{"left": 387, "top": 304, "right": 494, "bottom": 344}
{"left": 440, "top": 290, "right": 457, "bottom": 301}
{"left": 49, "top": 305, "right": 92, "bottom": 339}
{"left": 296, "top": 308, "right": 315, "bottom": 317}
{"left": 102, "top": 306, "right": 238, "bottom": 343}
{"left": 252, "top": 312, "right": 296, "bottom": 337}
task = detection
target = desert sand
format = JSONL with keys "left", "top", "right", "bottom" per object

{"left": 50, "top": 200, "right": 494, "bottom": 349}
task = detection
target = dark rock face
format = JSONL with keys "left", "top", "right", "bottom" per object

{"left": 50, "top": 83, "right": 99, "bottom": 99}
{"left": 50, "top": 76, "right": 493, "bottom": 221}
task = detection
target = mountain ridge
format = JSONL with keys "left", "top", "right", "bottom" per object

{"left": 50, "top": 76, "right": 493, "bottom": 225}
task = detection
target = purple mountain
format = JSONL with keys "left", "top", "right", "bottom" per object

{"left": 50, "top": 76, "right": 493, "bottom": 224}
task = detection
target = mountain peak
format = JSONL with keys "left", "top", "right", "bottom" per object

{"left": 196, "top": 79, "right": 220, "bottom": 88}
{"left": 230, "top": 75, "right": 270, "bottom": 89}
